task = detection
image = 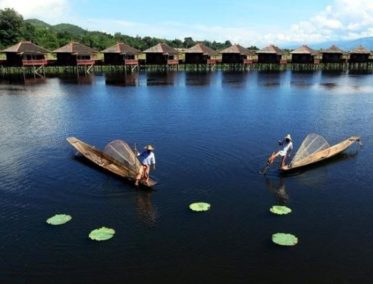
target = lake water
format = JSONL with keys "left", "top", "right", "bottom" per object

{"left": 0, "top": 70, "right": 373, "bottom": 283}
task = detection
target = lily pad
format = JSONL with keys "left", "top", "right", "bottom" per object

{"left": 270, "top": 205, "right": 292, "bottom": 215}
{"left": 46, "top": 214, "right": 72, "bottom": 225}
{"left": 89, "top": 227, "right": 115, "bottom": 241}
{"left": 189, "top": 202, "right": 211, "bottom": 212}
{"left": 272, "top": 233, "right": 298, "bottom": 246}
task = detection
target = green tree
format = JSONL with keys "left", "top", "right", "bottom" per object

{"left": 183, "top": 37, "right": 195, "bottom": 48}
{"left": 0, "top": 8, "right": 24, "bottom": 48}
{"left": 20, "top": 22, "right": 36, "bottom": 41}
{"left": 247, "top": 45, "right": 259, "bottom": 51}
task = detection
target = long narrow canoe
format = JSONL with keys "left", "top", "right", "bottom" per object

{"left": 67, "top": 137, "right": 157, "bottom": 188}
{"left": 281, "top": 136, "right": 360, "bottom": 172}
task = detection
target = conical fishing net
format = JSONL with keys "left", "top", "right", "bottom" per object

{"left": 103, "top": 140, "right": 141, "bottom": 174}
{"left": 290, "top": 133, "right": 330, "bottom": 165}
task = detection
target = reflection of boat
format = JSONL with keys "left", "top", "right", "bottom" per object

{"left": 281, "top": 134, "right": 360, "bottom": 172}
{"left": 67, "top": 137, "right": 157, "bottom": 188}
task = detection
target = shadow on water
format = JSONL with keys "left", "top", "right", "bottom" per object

{"left": 221, "top": 71, "right": 248, "bottom": 88}
{"left": 0, "top": 74, "right": 47, "bottom": 87}
{"left": 290, "top": 71, "right": 320, "bottom": 89}
{"left": 146, "top": 71, "right": 177, "bottom": 86}
{"left": 185, "top": 71, "right": 213, "bottom": 86}
{"left": 256, "top": 71, "right": 287, "bottom": 88}
{"left": 135, "top": 191, "right": 158, "bottom": 226}
{"left": 265, "top": 177, "right": 289, "bottom": 205}
{"left": 58, "top": 73, "right": 95, "bottom": 85}
{"left": 105, "top": 72, "right": 139, "bottom": 87}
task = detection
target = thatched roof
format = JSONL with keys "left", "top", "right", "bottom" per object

{"left": 290, "top": 45, "right": 318, "bottom": 55}
{"left": 185, "top": 43, "right": 217, "bottom": 56}
{"left": 53, "top": 42, "right": 97, "bottom": 56}
{"left": 102, "top": 43, "right": 139, "bottom": 55}
{"left": 322, "top": 45, "right": 344, "bottom": 54}
{"left": 257, "top": 44, "right": 283, "bottom": 55}
{"left": 143, "top": 43, "right": 177, "bottom": 55}
{"left": 2, "top": 41, "right": 49, "bottom": 54}
{"left": 350, "top": 45, "right": 370, "bottom": 54}
{"left": 220, "top": 44, "right": 252, "bottom": 55}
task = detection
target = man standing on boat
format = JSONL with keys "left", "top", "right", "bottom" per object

{"left": 135, "top": 145, "right": 156, "bottom": 186}
{"left": 268, "top": 134, "right": 293, "bottom": 168}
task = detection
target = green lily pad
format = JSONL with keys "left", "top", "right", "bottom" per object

{"left": 46, "top": 214, "right": 72, "bottom": 225}
{"left": 89, "top": 227, "right": 115, "bottom": 241}
{"left": 270, "top": 205, "right": 292, "bottom": 215}
{"left": 272, "top": 233, "right": 298, "bottom": 246}
{"left": 189, "top": 202, "right": 211, "bottom": 212}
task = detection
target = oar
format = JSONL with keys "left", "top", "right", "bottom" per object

{"left": 259, "top": 152, "right": 274, "bottom": 175}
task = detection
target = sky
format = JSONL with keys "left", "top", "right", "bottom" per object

{"left": 0, "top": 0, "right": 373, "bottom": 46}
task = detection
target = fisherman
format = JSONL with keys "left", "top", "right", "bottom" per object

{"left": 135, "top": 145, "right": 156, "bottom": 186}
{"left": 268, "top": 134, "right": 293, "bottom": 168}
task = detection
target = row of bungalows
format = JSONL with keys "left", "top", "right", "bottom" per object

{"left": 0, "top": 41, "right": 372, "bottom": 67}
{"left": 290, "top": 44, "right": 371, "bottom": 64}
{"left": 0, "top": 41, "right": 98, "bottom": 67}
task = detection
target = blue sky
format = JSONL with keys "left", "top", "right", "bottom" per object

{"left": 0, "top": 0, "right": 372, "bottom": 46}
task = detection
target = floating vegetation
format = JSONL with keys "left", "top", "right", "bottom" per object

{"left": 189, "top": 202, "right": 211, "bottom": 212}
{"left": 46, "top": 214, "right": 72, "bottom": 225}
{"left": 89, "top": 227, "right": 115, "bottom": 241}
{"left": 272, "top": 233, "right": 298, "bottom": 246}
{"left": 270, "top": 205, "right": 292, "bottom": 215}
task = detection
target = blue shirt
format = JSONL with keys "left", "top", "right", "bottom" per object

{"left": 138, "top": 151, "right": 156, "bottom": 166}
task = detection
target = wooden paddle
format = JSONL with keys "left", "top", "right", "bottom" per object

{"left": 259, "top": 152, "right": 275, "bottom": 175}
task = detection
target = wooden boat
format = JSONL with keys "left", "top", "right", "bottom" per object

{"left": 281, "top": 136, "right": 360, "bottom": 172}
{"left": 67, "top": 137, "right": 157, "bottom": 188}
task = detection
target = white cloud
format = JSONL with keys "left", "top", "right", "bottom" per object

{"left": 81, "top": 0, "right": 373, "bottom": 46}
{"left": 0, "top": 0, "right": 70, "bottom": 23}
{"left": 263, "top": 0, "right": 373, "bottom": 44}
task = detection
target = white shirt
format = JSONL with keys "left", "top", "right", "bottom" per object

{"left": 138, "top": 151, "right": 156, "bottom": 166}
{"left": 279, "top": 141, "right": 293, "bottom": 157}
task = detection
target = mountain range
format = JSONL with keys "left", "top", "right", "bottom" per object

{"left": 25, "top": 19, "right": 86, "bottom": 37}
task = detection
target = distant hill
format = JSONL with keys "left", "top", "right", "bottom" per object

{"left": 19, "top": 17, "right": 231, "bottom": 51}
{"left": 25, "top": 19, "right": 86, "bottom": 37}
{"left": 25, "top": 19, "right": 50, "bottom": 29}
{"left": 52, "top": 23, "right": 86, "bottom": 36}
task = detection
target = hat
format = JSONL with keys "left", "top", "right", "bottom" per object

{"left": 144, "top": 144, "right": 154, "bottom": 151}
{"left": 284, "top": 134, "right": 292, "bottom": 141}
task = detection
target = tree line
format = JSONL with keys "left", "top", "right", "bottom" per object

{"left": 0, "top": 8, "right": 259, "bottom": 52}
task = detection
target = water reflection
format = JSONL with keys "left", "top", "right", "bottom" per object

{"left": 135, "top": 191, "right": 158, "bottom": 226}
{"left": 265, "top": 177, "right": 289, "bottom": 204}
{"left": 319, "top": 82, "right": 338, "bottom": 90}
{"left": 146, "top": 71, "right": 177, "bottom": 86}
{"left": 0, "top": 75, "right": 46, "bottom": 87}
{"left": 256, "top": 71, "right": 286, "bottom": 88}
{"left": 221, "top": 71, "right": 248, "bottom": 88}
{"left": 290, "top": 71, "right": 320, "bottom": 89}
{"left": 105, "top": 72, "right": 139, "bottom": 87}
{"left": 58, "top": 73, "right": 95, "bottom": 85}
{"left": 185, "top": 71, "right": 213, "bottom": 86}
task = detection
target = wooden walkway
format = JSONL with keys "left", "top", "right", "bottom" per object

{"left": 1, "top": 61, "right": 373, "bottom": 76}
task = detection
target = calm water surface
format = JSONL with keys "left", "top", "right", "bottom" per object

{"left": 0, "top": 70, "right": 373, "bottom": 283}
